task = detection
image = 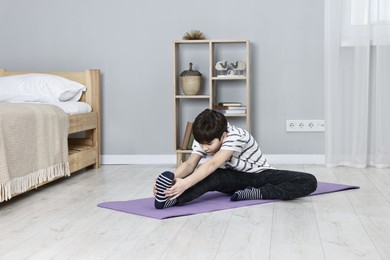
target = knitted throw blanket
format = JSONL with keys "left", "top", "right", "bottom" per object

{"left": 0, "top": 103, "right": 70, "bottom": 202}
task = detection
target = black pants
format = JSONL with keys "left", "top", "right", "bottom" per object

{"left": 177, "top": 168, "right": 317, "bottom": 205}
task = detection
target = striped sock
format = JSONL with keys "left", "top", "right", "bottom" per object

{"left": 162, "top": 198, "right": 178, "bottom": 209}
{"left": 154, "top": 171, "right": 177, "bottom": 209}
{"left": 231, "top": 187, "right": 262, "bottom": 201}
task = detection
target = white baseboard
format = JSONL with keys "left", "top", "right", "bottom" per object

{"left": 101, "top": 154, "right": 325, "bottom": 165}
{"left": 101, "top": 155, "right": 176, "bottom": 165}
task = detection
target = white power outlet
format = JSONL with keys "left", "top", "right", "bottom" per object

{"left": 286, "top": 120, "right": 325, "bottom": 132}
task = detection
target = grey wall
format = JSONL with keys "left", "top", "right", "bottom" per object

{"left": 0, "top": 0, "right": 324, "bottom": 155}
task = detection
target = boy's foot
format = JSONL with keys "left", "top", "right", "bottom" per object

{"left": 231, "top": 187, "right": 262, "bottom": 201}
{"left": 154, "top": 171, "right": 178, "bottom": 209}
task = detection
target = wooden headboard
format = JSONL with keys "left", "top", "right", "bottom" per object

{"left": 0, "top": 68, "right": 101, "bottom": 116}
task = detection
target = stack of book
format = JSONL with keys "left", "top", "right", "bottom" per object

{"left": 181, "top": 122, "right": 195, "bottom": 150}
{"left": 214, "top": 102, "right": 246, "bottom": 114}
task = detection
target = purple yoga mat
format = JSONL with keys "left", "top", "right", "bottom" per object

{"left": 97, "top": 182, "right": 359, "bottom": 219}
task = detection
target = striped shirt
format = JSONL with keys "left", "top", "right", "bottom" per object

{"left": 192, "top": 123, "right": 273, "bottom": 173}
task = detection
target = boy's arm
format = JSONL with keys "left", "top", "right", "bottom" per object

{"left": 174, "top": 153, "right": 202, "bottom": 179}
{"left": 165, "top": 149, "right": 234, "bottom": 199}
{"left": 153, "top": 153, "right": 201, "bottom": 197}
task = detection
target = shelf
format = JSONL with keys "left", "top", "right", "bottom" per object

{"left": 173, "top": 39, "right": 250, "bottom": 166}
{"left": 212, "top": 76, "right": 247, "bottom": 80}
{"left": 174, "top": 39, "right": 249, "bottom": 44}
{"left": 175, "top": 95, "right": 210, "bottom": 99}
{"left": 176, "top": 149, "right": 192, "bottom": 153}
{"left": 223, "top": 114, "right": 247, "bottom": 117}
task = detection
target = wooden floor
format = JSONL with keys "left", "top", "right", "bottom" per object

{"left": 1, "top": 164, "right": 390, "bottom": 260}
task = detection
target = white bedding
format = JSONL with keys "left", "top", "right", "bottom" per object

{"left": 0, "top": 100, "right": 92, "bottom": 115}
{"left": 52, "top": 102, "right": 92, "bottom": 115}
{"left": 0, "top": 73, "right": 91, "bottom": 115}
{"left": 0, "top": 73, "right": 86, "bottom": 102}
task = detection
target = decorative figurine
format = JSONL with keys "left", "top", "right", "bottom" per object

{"left": 230, "top": 60, "right": 246, "bottom": 76}
{"left": 215, "top": 61, "right": 228, "bottom": 76}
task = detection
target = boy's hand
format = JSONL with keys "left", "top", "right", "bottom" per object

{"left": 153, "top": 177, "right": 168, "bottom": 197}
{"left": 165, "top": 178, "right": 187, "bottom": 199}
{"left": 153, "top": 177, "right": 177, "bottom": 197}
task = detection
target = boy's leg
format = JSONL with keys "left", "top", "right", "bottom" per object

{"left": 154, "top": 169, "right": 238, "bottom": 209}
{"left": 157, "top": 168, "right": 317, "bottom": 206}
{"left": 232, "top": 169, "right": 317, "bottom": 200}
{"left": 176, "top": 168, "right": 317, "bottom": 204}
{"left": 154, "top": 171, "right": 178, "bottom": 209}
{"left": 155, "top": 169, "right": 245, "bottom": 209}
{"left": 176, "top": 168, "right": 248, "bottom": 205}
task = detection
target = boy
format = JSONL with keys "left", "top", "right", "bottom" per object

{"left": 154, "top": 109, "right": 317, "bottom": 209}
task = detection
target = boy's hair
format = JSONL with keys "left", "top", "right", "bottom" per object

{"left": 192, "top": 109, "right": 227, "bottom": 144}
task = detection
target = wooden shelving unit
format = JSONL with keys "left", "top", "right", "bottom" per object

{"left": 173, "top": 40, "right": 251, "bottom": 165}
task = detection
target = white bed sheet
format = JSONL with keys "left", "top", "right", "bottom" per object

{"left": 1, "top": 99, "right": 92, "bottom": 115}
{"left": 52, "top": 102, "right": 92, "bottom": 115}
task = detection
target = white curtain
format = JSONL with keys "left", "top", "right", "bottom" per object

{"left": 325, "top": 0, "right": 390, "bottom": 168}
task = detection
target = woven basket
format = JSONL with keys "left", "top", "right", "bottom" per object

{"left": 180, "top": 63, "right": 202, "bottom": 95}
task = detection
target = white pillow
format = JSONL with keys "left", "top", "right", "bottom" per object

{"left": 0, "top": 94, "right": 55, "bottom": 103}
{"left": 0, "top": 73, "right": 86, "bottom": 102}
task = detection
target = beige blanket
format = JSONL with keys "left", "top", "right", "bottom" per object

{"left": 0, "top": 103, "right": 70, "bottom": 202}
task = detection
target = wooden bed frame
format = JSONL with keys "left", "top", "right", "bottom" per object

{"left": 0, "top": 68, "right": 101, "bottom": 174}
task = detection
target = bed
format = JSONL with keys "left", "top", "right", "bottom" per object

{"left": 0, "top": 68, "right": 100, "bottom": 202}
